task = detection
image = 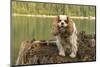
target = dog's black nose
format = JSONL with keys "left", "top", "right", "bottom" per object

{"left": 61, "top": 23, "right": 64, "bottom": 25}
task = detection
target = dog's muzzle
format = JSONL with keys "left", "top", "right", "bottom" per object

{"left": 59, "top": 27, "right": 66, "bottom": 33}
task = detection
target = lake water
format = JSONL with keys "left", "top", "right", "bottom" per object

{"left": 11, "top": 16, "right": 96, "bottom": 64}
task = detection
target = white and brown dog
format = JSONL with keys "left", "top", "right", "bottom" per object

{"left": 52, "top": 15, "right": 78, "bottom": 58}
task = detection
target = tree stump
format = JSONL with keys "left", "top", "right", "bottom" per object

{"left": 16, "top": 31, "right": 96, "bottom": 66}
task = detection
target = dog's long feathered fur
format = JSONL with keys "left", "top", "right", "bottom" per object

{"left": 52, "top": 15, "right": 78, "bottom": 58}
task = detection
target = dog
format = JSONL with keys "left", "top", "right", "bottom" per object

{"left": 52, "top": 15, "right": 78, "bottom": 58}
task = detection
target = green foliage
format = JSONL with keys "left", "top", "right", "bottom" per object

{"left": 12, "top": 1, "right": 96, "bottom": 16}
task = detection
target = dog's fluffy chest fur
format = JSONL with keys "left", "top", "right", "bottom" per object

{"left": 59, "top": 33, "right": 72, "bottom": 48}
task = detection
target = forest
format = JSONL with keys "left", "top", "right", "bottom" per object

{"left": 12, "top": 1, "right": 96, "bottom": 16}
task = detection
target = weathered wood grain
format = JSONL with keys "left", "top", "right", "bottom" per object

{"left": 16, "top": 31, "right": 96, "bottom": 66}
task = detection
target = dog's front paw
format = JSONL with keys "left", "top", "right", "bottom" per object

{"left": 70, "top": 53, "right": 76, "bottom": 58}
{"left": 59, "top": 52, "right": 65, "bottom": 56}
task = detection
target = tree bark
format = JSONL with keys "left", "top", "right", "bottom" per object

{"left": 16, "top": 31, "right": 96, "bottom": 66}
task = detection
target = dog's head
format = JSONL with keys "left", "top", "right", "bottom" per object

{"left": 57, "top": 15, "right": 69, "bottom": 28}
{"left": 52, "top": 15, "right": 73, "bottom": 35}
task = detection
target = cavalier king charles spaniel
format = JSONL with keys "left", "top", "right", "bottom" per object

{"left": 52, "top": 15, "right": 78, "bottom": 58}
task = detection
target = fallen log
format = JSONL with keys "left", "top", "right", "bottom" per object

{"left": 16, "top": 31, "right": 96, "bottom": 66}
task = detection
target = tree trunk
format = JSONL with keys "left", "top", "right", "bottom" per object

{"left": 16, "top": 31, "right": 96, "bottom": 66}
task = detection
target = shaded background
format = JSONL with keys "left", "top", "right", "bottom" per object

{"left": 11, "top": 1, "right": 96, "bottom": 64}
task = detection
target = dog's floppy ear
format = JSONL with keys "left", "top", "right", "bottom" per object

{"left": 67, "top": 16, "right": 72, "bottom": 23}
{"left": 52, "top": 16, "right": 59, "bottom": 36}
{"left": 66, "top": 16, "right": 74, "bottom": 35}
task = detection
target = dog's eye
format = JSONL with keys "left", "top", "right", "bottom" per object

{"left": 64, "top": 20, "right": 67, "bottom": 22}
{"left": 58, "top": 20, "right": 61, "bottom": 22}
